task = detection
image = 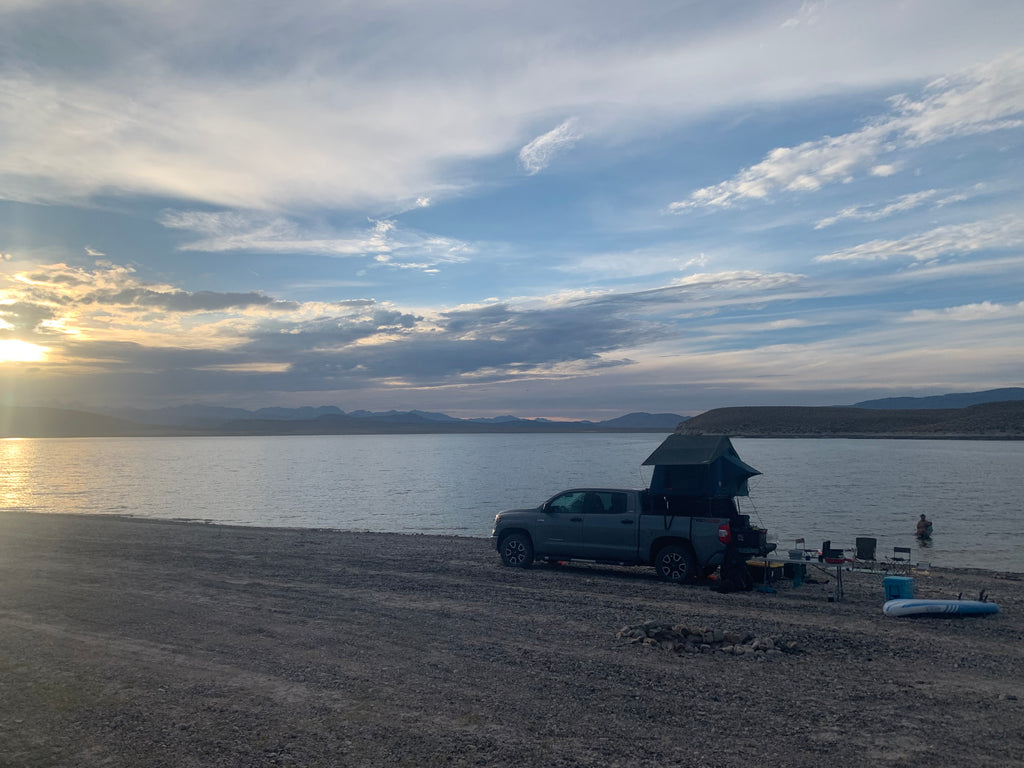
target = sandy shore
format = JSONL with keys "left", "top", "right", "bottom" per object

{"left": 1, "top": 513, "right": 1022, "bottom": 767}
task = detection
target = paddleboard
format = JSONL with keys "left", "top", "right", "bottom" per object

{"left": 883, "top": 598, "right": 999, "bottom": 617}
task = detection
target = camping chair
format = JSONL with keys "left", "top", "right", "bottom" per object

{"left": 819, "top": 540, "right": 845, "bottom": 563}
{"left": 890, "top": 546, "right": 913, "bottom": 575}
{"left": 854, "top": 537, "right": 878, "bottom": 568}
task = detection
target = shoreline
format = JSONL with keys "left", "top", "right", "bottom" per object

{"left": 2, "top": 511, "right": 1022, "bottom": 766}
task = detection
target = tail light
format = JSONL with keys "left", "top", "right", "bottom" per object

{"left": 718, "top": 522, "right": 732, "bottom": 545}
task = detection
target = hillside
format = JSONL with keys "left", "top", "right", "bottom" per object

{"left": 676, "top": 400, "right": 1024, "bottom": 438}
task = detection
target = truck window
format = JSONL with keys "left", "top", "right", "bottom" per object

{"left": 548, "top": 492, "right": 586, "bottom": 513}
{"left": 584, "top": 492, "right": 627, "bottom": 515}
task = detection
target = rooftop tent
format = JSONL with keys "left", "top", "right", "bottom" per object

{"left": 642, "top": 434, "right": 761, "bottom": 497}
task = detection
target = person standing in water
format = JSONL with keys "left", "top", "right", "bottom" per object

{"left": 916, "top": 514, "right": 933, "bottom": 538}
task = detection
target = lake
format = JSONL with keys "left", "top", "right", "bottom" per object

{"left": 1, "top": 434, "right": 1021, "bottom": 572}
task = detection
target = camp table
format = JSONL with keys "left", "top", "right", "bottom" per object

{"left": 749, "top": 554, "right": 845, "bottom": 601}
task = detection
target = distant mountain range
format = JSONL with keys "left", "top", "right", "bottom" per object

{"left": 853, "top": 387, "right": 1024, "bottom": 410}
{"left": 4, "top": 388, "right": 1022, "bottom": 438}
{"left": 0, "top": 406, "right": 687, "bottom": 438}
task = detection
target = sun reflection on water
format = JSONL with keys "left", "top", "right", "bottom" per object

{"left": 0, "top": 439, "right": 30, "bottom": 507}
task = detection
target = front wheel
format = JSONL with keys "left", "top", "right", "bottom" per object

{"left": 654, "top": 544, "right": 698, "bottom": 583}
{"left": 499, "top": 533, "right": 534, "bottom": 568}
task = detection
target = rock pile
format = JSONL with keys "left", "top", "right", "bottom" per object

{"left": 616, "top": 621, "right": 801, "bottom": 658}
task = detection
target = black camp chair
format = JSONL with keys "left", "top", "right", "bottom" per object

{"left": 819, "top": 540, "right": 845, "bottom": 562}
{"left": 854, "top": 537, "right": 877, "bottom": 566}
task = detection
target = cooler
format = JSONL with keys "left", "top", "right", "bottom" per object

{"left": 883, "top": 576, "right": 914, "bottom": 600}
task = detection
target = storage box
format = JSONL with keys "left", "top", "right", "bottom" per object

{"left": 783, "top": 562, "right": 806, "bottom": 580}
{"left": 883, "top": 576, "right": 914, "bottom": 600}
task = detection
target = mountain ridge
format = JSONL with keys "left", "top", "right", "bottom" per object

{"left": 853, "top": 387, "right": 1024, "bottom": 410}
{"left": 0, "top": 406, "right": 684, "bottom": 438}
{"left": 5, "top": 388, "right": 1022, "bottom": 438}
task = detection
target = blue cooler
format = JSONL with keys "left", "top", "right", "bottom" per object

{"left": 884, "top": 576, "right": 914, "bottom": 600}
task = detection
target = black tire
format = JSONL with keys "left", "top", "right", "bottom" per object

{"left": 499, "top": 533, "right": 534, "bottom": 568}
{"left": 655, "top": 544, "right": 698, "bottom": 583}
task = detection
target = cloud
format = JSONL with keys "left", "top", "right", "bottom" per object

{"left": 781, "top": 1, "right": 828, "bottom": 29}
{"left": 901, "top": 301, "right": 1024, "bottom": 323}
{"left": 3, "top": 251, "right": 1021, "bottom": 412}
{"left": 518, "top": 118, "right": 582, "bottom": 175}
{"left": 1, "top": 261, "right": 328, "bottom": 351}
{"left": 160, "top": 211, "right": 393, "bottom": 255}
{"left": 669, "top": 49, "right": 1024, "bottom": 211}
{"left": 814, "top": 216, "right": 1024, "bottom": 263}
{"left": 0, "top": 300, "right": 56, "bottom": 332}
{"left": 160, "top": 211, "right": 473, "bottom": 270}
{"left": 813, "top": 188, "right": 967, "bottom": 229}
{"left": 869, "top": 164, "right": 899, "bottom": 177}
{"left": 2, "top": 255, "right": 816, "bottom": 398}
{"left": 4, "top": 2, "right": 1016, "bottom": 213}
{"left": 668, "top": 127, "right": 890, "bottom": 210}
{"left": 554, "top": 247, "right": 708, "bottom": 278}
{"left": 86, "top": 288, "right": 299, "bottom": 313}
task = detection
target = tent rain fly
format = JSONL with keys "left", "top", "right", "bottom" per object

{"left": 642, "top": 434, "right": 760, "bottom": 498}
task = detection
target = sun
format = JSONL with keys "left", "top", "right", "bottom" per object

{"left": 0, "top": 339, "right": 49, "bottom": 363}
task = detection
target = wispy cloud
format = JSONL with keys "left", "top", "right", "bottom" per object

{"left": 669, "top": 50, "right": 1024, "bottom": 211}
{"left": 160, "top": 211, "right": 473, "bottom": 271}
{"left": 554, "top": 247, "right": 708, "bottom": 278}
{"left": 901, "top": 301, "right": 1024, "bottom": 323}
{"left": 518, "top": 118, "right": 582, "bottom": 175}
{"left": 1, "top": 2, "right": 1018, "bottom": 214}
{"left": 781, "top": 1, "right": 829, "bottom": 29}
{"left": 813, "top": 188, "right": 969, "bottom": 229}
{"left": 814, "top": 216, "right": 1024, "bottom": 263}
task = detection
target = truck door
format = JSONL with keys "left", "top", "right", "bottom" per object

{"left": 534, "top": 491, "right": 586, "bottom": 556}
{"left": 581, "top": 491, "right": 637, "bottom": 561}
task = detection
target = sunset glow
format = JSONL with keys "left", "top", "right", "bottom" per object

{"left": 0, "top": 339, "right": 48, "bottom": 363}
{"left": 0, "top": 2, "right": 1021, "bottom": 416}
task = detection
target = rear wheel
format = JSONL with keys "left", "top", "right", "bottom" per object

{"left": 655, "top": 544, "right": 698, "bottom": 583}
{"left": 499, "top": 533, "right": 534, "bottom": 568}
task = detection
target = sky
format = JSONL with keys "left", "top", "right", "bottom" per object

{"left": 1, "top": 0, "right": 1023, "bottom": 420}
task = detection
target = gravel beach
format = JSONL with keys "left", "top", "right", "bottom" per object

{"left": 1, "top": 512, "right": 1022, "bottom": 767}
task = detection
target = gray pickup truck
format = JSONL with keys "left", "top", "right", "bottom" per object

{"left": 491, "top": 487, "right": 770, "bottom": 584}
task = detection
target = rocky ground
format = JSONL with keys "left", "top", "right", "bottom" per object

{"left": 1, "top": 513, "right": 1022, "bottom": 767}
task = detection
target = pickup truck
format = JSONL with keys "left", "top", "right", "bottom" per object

{"left": 492, "top": 487, "right": 772, "bottom": 584}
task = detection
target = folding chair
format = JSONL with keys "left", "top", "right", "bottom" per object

{"left": 854, "top": 537, "right": 877, "bottom": 564}
{"left": 847, "top": 540, "right": 880, "bottom": 573}
{"left": 890, "top": 546, "right": 912, "bottom": 575}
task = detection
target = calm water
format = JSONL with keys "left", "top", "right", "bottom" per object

{"left": 1, "top": 434, "right": 1021, "bottom": 572}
